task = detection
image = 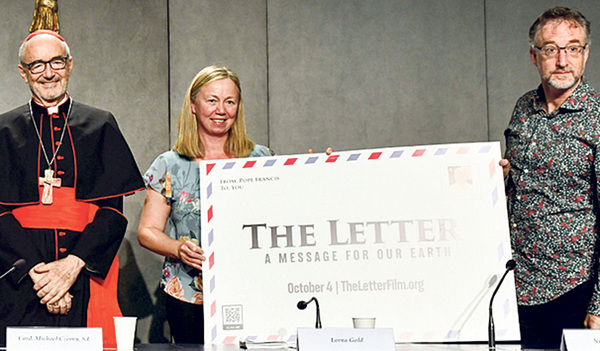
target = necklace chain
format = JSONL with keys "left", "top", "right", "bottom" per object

{"left": 28, "top": 100, "right": 73, "bottom": 172}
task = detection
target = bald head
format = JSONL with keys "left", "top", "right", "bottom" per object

{"left": 19, "top": 31, "right": 70, "bottom": 64}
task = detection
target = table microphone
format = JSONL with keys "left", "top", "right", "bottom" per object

{"left": 488, "top": 259, "right": 516, "bottom": 350}
{"left": 297, "top": 297, "right": 322, "bottom": 328}
{"left": 0, "top": 258, "right": 26, "bottom": 281}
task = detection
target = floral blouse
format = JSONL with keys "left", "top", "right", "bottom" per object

{"left": 143, "top": 145, "right": 272, "bottom": 304}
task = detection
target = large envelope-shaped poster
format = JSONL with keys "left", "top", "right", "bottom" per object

{"left": 200, "top": 142, "right": 520, "bottom": 344}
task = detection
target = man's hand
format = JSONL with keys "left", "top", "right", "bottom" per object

{"left": 31, "top": 254, "right": 85, "bottom": 305}
{"left": 29, "top": 261, "right": 74, "bottom": 314}
{"left": 28, "top": 262, "right": 46, "bottom": 282}
{"left": 308, "top": 147, "right": 333, "bottom": 155}
{"left": 584, "top": 313, "right": 600, "bottom": 329}
{"left": 45, "top": 293, "right": 73, "bottom": 315}
{"left": 499, "top": 159, "right": 510, "bottom": 179}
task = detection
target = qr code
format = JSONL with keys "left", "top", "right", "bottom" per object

{"left": 222, "top": 304, "right": 243, "bottom": 330}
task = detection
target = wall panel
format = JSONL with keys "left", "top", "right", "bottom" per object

{"left": 267, "top": 0, "right": 488, "bottom": 154}
{"left": 169, "top": 0, "right": 269, "bottom": 148}
{"left": 486, "top": 0, "right": 600, "bottom": 151}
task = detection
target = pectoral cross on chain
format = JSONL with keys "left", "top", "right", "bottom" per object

{"left": 39, "top": 169, "right": 61, "bottom": 205}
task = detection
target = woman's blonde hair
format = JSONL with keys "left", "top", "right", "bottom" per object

{"left": 173, "top": 65, "right": 254, "bottom": 158}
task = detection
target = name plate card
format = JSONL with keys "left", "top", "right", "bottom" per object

{"left": 561, "top": 329, "right": 600, "bottom": 350}
{"left": 6, "top": 327, "right": 102, "bottom": 351}
{"left": 297, "top": 328, "right": 395, "bottom": 351}
{"left": 200, "top": 142, "right": 520, "bottom": 344}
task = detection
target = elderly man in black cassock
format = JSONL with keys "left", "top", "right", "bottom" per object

{"left": 0, "top": 29, "right": 144, "bottom": 347}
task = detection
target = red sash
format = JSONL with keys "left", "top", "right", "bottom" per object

{"left": 12, "top": 187, "right": 121, "bottom": 348}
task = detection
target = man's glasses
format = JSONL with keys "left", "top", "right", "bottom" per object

{"left": 21, "top": 56, "right": 69, "bottom": 74}
{"left": 534, "top": 44, "right": 587, "bottom": 58}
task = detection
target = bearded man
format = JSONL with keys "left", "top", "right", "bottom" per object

{"left": 500, "top": 6, "right": 600, "bottom": 349}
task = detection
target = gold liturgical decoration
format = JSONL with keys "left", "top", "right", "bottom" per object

{"left": 29, "top": 0, "right": 60, "bottom": 33}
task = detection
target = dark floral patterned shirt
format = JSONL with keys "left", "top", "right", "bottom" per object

{"left": 504, "top": 78, "right": 600, "bottom": 314}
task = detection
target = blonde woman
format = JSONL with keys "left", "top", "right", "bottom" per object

{"left": 138, "top": 66, "right": 273, "bottom": 343}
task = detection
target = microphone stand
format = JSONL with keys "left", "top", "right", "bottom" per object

{"left": 297, "top": 297, "right": 322, "bottom": 328}
{"left": 0, "top": 266, "right": 16, "bottom": 281}
{"left": 0, "top": 259, "right": 26, "bottom": 281}
{"left": 488, "top": 259, "right": 516, "bottom": 350}
{"left": 313, "top": 298, "right": 322, "bottom": 328}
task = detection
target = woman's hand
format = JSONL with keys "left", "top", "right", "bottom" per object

{"left": 139, "top": 188, "right": 206, "bottom": 269}
{"left": 177, "top": 240, "right": 205, "bottom": 270}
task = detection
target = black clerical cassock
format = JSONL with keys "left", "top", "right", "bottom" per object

{"left": 0, "top": 98, "right": 144, "bottom": 347}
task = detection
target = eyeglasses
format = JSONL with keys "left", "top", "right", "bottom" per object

{"left": 21, "top": 56, "right": 69, "bottom": 74}
{"left": 534, "top": 44, "right": 587, "bottom": 58}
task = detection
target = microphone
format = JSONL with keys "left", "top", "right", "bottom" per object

{"left": 297, "top": 297, "right": 322, "bottom": 328}
{"left": 0, "top": 258, "right": 26, "bottom": 281}
{"left": 488, "top": 259, "right": 516, "bottom": 350}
